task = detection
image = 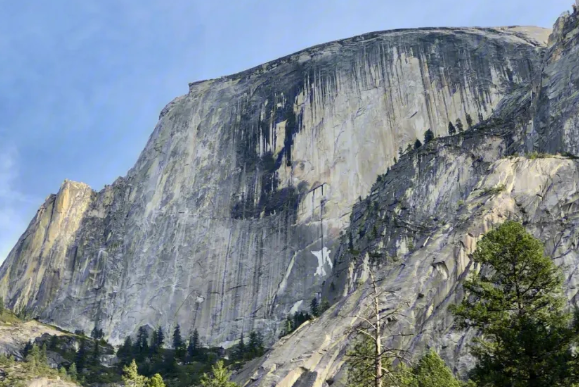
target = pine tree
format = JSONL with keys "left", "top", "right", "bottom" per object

{"left": 22, "top": 341, "right": 33, "bottom": 360}
{"left": 146, "top": 373, "right": 166, "bottom": 387}
{"left": 200, "top": 360, "right": 239, "bottom": 387}
{"left": 117, "top": 336, "right": 133, "bottom": 365}
{"left": 49, "top": 335, "right": 58, "bottom": 350}
{"left": 466, "top": 113, "right": 473, "bottom": 128}
{"left": 188, "top": 329, "right": 200, "bottom": 359}
{"left": 234, "top": 333, "right": 245, "bottom": 361}
{"left": 283, "top": 316, "right": 293, "bottom": 336}
{"left": 448, "top": 121, "right": 456, "bottom": 135}
{"left": 320, "top": 299, "right": 330, "bottom": 314}
{"left": 173, "top": 324, "right": 185, "bottom": 360}
{"left": 68, "top": 362, "right": 78, "bottom": 381}
{"left": 92, "top": 340, "right": 100, "bottom": 365}
{"left": 27, "top": 345, "right": 40, "bottom": 372}
{"left": 414, "top": 139, "right": 422, "bottom": 149}
{"left": 310, "top": 297, "right": 319, "bottom": 317}
{"left": 247, "top": 331, "right": 264, "bottom": 359}
{"left": 424, "top": 129, "right": 434, "bottom": 144}
{"left": 451, "top": 221, "right": 579, "bottom": 387}
{"left": 58, "top": 366, "right": 68, "bottom": 379}
{"left": 150, "top": 329, "right": 159, "bottom": 355}
{"left": 456, "top": 118, "right": 464, "bottom": 132}
{"left": 76, "top": 337, "right": 87, "bottom": 372}
{"left": 136, "top": 326, "right": 149, "bottom": 354}
{"left": 156, "top": 326, "right": 165, "bottom": 349}
{"left": 412, "top": 350, "right": 460, "bottom": 387}
{"left": 40, "top": 343, "right": 48, "bottom": 367}
{"left": 122, "top": 359, "right": 148, "bottom": 387}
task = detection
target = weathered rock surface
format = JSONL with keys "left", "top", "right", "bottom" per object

{"left": 232, "top": 10, "right": 579, "bottom": 385}
{"left": 0, "top": 25, "right": 549, "bottom": 348}
{"left": 235, "top": 152, "right": 579, "bottom": 386}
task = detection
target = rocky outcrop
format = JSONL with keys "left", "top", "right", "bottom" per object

{"left": 0, "top": 319, "right": 68, "bottom": 360}
{"left": 0, "top": 25, "right": 550, "bottom": 348}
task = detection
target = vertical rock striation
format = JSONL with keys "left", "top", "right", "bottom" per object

{"left": 0, "top": 25, "right": 549, "bottom": 349}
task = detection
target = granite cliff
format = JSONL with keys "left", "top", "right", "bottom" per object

{"left": 2, "top": 6, "right": 579, "bottom": 386}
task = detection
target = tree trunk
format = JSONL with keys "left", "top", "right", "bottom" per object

{"left": 372, "top": 273, "right": 382, "bottom": 387}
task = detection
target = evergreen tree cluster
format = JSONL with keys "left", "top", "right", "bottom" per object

{"left": 231, "top": 331, "right": 264, "bottom": 363}
{"left": 115, "top": 324, "right": 262, "bottom": 386}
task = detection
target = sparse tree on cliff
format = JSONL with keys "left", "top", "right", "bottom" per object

{"left": 424, "top": 129, "right": 434, "bottom": 144}
{"left": 310, "top": 297, "right": 319, "bottom": 317}
{"left": 456, "top": 118, "right": 464, "bottom": 132}
{"left": 414, "top": 139, "right": 422, "bottom": 149}
{"left": 448, "top": 121, "right": 456, "bottom": 135}
{"left": 466, "top": 113, "right": 473, "bottom": 128}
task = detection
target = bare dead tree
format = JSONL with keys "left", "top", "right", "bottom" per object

{"left": 346, "top": 271, "right": 413, "bottom": 387}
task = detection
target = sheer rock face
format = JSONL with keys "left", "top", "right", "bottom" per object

{"left": 531, "top": 10, "right": 579, "bottom": 153}
{"left": 235, "top": 12, "right": 579, "bottom": 387}
{"left": 0, "top": 25, "right": 550, "bottom": 350}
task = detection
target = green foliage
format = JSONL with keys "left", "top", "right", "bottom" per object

{"left": 414, "top": 139, "right": 422, "bottom": 149}
{"left": 347, "top": 338, "right": 460, "bottom": 387}
{"left": 480, "top": 183, "right": 506, "bottom": 196}
{"left": 410, "top": 350, "right": 460, "bottom": 387}
{"left": 247, "top": 331, "right": 264, "bottom": 359}
{"left": 456, "top": 118, "right": 464, "bottom": 132}
{"left": 173, "top": 324, "right": 186, "bottom": 360}
{"left": 68, "top": 362, "right": 78, "bottom": 380}
{"left": 451, "top": 221, "right": 579, "bottom": 387}
{"left": 320, "top": 299, "right": 330, "bottom": 314}
{"left": 310, "top": 297, "right": 319, "bottom": 317}
{"left": 123, "top": 359, "right": 149, "bottom": 387}
{"left": 347, "top": 335, "right": 382, "bottom": 387}
{"left": 75, "top": 337, "right": 87, "bottom": 372}
{"left": 0, "top": 298, "right": 4, "bottom": 315}
{"left": 424, "top": 129, "right": 434, "bottom": 144}
{"left": 136, "top": 326, "right": 150, "bottom": 356}
{"left": 200, "top": 360, "right": 239, "bottom": 387}
{"left": 233, "top": 333, "right": 245, "bottom": 361}
{"left": 280, "top": 310, "right": 312, "bottom": 337}
{"left": 0, "top": 352, "right": 65, "bottom": 387}
{"left": 188, "top": 329, "right": 200, "bottom": 359}
{"left": 147, "top": 373, "right": 166, "bottom": 387}
{"left": 526, "top": 151, "right": 552, "bottom": 159}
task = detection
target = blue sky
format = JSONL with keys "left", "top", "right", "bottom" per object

{"left": 0, "top": 0, "right": 572, "bottom": 262}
